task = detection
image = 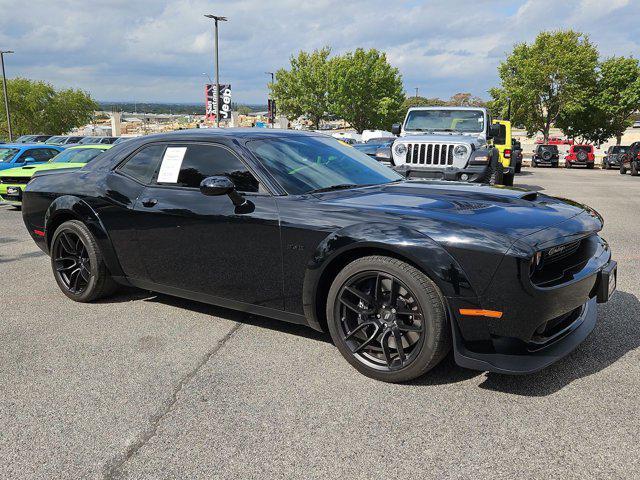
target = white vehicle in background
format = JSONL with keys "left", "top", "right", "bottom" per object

{"left": 390, "top": 106, "right": 505, "bottom": 185}
{"left": 331, "top": 131, "right": 362, "bottom": 143}
{"left": 361, "top": 129, "right": 394, "bottom": 143}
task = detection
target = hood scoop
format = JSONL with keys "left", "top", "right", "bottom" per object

{"left": 519, "top": 191, "right": 538, "bottom": 201}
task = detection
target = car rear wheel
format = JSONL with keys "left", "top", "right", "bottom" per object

{"left": 51, "top": 220, "right": 118, "bottom": 302}
{"left": 631, "top": 161, "right": 639, "bottom": 176}
{"left": 502, "top": 171, "right": 514, "bottom": 186}
{"left": 326, "top": 255, "right": 450, "bottom": 383}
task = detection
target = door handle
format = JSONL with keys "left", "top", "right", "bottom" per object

{"left": 141, "top": 198, "right": 158, "bottom": 208}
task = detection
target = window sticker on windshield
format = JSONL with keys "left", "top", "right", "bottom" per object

{"left": 157, "top": 147, "right": 187, "bottom": 183}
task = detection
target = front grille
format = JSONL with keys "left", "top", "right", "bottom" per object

{"left": 544, "top": 240, "right": 581, "bottom": 264}
{"left": 405, "top": 143, "right": 454, "bottom": 166}
{"left": 0, "top": 176, "right": 29, "bottom": 184}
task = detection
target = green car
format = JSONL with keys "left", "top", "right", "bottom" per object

{"left": 0, "top": 145, "right": 112, "bottom": 206}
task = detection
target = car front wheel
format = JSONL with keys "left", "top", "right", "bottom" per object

{"left": 50, "top": 220, "right": 118, "bottom": 302}
{"left": 326, "top": 255, "right": 450, "bottom": 383}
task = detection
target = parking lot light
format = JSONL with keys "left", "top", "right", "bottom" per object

{"left": 0, "top": 50, "right": 14, "bottom": 142}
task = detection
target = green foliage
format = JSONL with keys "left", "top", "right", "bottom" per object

{"left": 271, "top": 47, "right": 404, "bottom": 132}
{"left": 595, "top": 57, "right": 640, "bottom": 143}
{"left": 447, "top": 93, "right": 485, "bottom": 107}
{"left": 0, "top": 78, "right": 98, "bottom": 139}
{"left": 328, "top": 48, "right": 404, "bottom": 133}
{"left": 236, "top": 105, "right": 252, "bottom": 116}
{"left": 496, "top": 30, "right": 599, "bottom": 141}
{"left": 271, "top": 47, "right": 332, "bottom": 129}
{"left": 399, "top": 96, "right": 446, "bottom": 121}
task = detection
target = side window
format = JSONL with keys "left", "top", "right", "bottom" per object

{"left": 169, "top": 144, "right": 259, "bottom": 192}
{"left": 118, "top": 144, "right": 166, "bottom": 184}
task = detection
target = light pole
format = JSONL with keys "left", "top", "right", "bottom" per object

{"left": 414, "top": 87, "right": 419, "bottom": 98}
{"left": 0, "top": 50, "right": 14, "bottom": 142}
{"left": 204, "top": 14, "right": 227, "bottom": 128}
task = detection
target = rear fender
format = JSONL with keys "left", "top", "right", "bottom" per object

{"left": 44, "top": 195, "right": 124, "bottom": 277}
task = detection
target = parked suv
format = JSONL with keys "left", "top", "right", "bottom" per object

{"left": 532, "top": 144, "right": 559, "bottom": 167}
{"left": 602, "top": 145, "right": 629, "bottom": 170}
{"left": 565, "top": 144, "right": 595, "bottom": 168}
{"left": 390, "top": 106, "right": 504, "bottom": 184}
{"left": 620, "top": 141, "right": 640, "bottom": 176}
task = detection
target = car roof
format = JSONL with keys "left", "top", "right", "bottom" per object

{"left": 0, "top": 143, "right": 59, "bottom": 148}
{"left": 131, "top": 128, "right": 326, "bottom": 143}
{"left": 67, "top": 144, "right": 113, "bottom": 150}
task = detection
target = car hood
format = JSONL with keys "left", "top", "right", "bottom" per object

{"left": 0, "top": 162, "right": 86, "bottom": 177}
{"left": 398, "top": 133, "right": 486, "bottom": 147}
{"left": 319, "top": 180, "right": 599, "bottom": 241}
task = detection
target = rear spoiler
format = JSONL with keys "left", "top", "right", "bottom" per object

{"left": 31, "top": 167, "right": 82, "bottom": 179}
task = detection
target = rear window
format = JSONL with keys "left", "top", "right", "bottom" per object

{"left": 540, "top": 145, "right": 558, "bottom": 152}
{"left": 611, "top": 146, "right": 628, "bottom": 154}
{"left": 51, "top": 148, "right": 107, "bottom": 164}
{"left": 574, "top": 146, "right": 592, "bottom": 152}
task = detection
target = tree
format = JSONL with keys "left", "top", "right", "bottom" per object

{"left": 595, "top": 57, "right": 640, "bottom": 145}
{"left": 398, "top": 95, "right": 446, "bottom": 122}
{"left": 0, "top": 78, "right": 97, "bottom": 139}
{"left": 495, "top": 30, "right": 599, "bottom": 142}
{"left": 270, "top": 47, "right": 332, "bottom": 129}
{"left": 328, "top": 48, "right": 404, "bottom": 133}
{"left": 447, "top": 92, "right": 485, "bottom": 107}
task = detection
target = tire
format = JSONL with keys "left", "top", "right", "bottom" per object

{"left": 326, "top": 255, "right": 450, "bottom": 383}
{"left": 620, "top": 163, "right": 627, "bottom": 174}
{"left": 515, "top": 162, "right": 522, "bottom": 173}
{"left": 531, "top": 159, "right": 537, "bottom": 168}
{"left": 604, "top": 161, "right": 610, "bottom": 170}
{"left": 502, "top": 171, "right": 514, "bottom": 186}
{"left": 587, "top": 163, "right": 594, "bottom": 169}
{"left": 50, "top": 220, "right": 118, "bottom": 302}
{"left": 632, "top": 161, "right": 639, "bottom": 176}
{"left": 577, "top": 151, "right": 588, "bottom": 162}
{"left": 565, "top": 161, "right": 571, "bottom": 168}
{"left": 552, "top": 162, "right": 559, "bottom": 168}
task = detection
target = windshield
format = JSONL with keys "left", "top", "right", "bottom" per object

{"left": 45, "top": 136, "right": 65, "bottom": 144}
{"left": 246, "top": 135, "right": 402, "bottom": 195}
{"left": 405, "top": 109, "right": 485, "bottom": 133}
{"left": 50, "top": 148, "right": 106, "bottom": 164}
{"left": 611, "top": 146, "right": 629, "bottom": 154}
{"left": 0, "top": 147, "right": 19, "bottom": 163}
{"left": 79, "top": 137, "right": 102, "bottom": 144}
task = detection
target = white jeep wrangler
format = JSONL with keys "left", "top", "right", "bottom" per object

{"left": 390, "top": 106, "right": 504, "bottom": 184}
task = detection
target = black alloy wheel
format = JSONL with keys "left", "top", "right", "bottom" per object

{"left": 337, "top": 272, "right": 425, "bottom": 371}
{"left": 53, "top": 230, "right": 91, "bottom": 294}
{"left": 327, "top": 256, "right": 450, "bottom": 382}
{"left": 51, "top": 220, "right": 118, "bottom": 302}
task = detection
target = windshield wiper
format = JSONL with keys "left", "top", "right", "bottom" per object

{"left": 307, "top": 183, "right": 359, "bottom": 194}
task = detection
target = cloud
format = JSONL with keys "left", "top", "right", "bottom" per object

{"left": 0, "top": 0, "right": 638, "bottom": 104}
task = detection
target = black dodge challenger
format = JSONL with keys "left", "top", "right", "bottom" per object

{"left": 21, "top": 129, "right": 617, "bottom": 382}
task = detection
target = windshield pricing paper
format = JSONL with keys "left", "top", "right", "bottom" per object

{"left": 157, "top": 147, "right": 187, "bottom": 183}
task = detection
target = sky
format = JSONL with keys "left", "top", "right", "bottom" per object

{"left": 0, "top": 0, "right": 638, "bottom": 104}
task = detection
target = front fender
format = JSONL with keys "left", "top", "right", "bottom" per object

{"left": 45, "top": 195, "right": 124, "bottom": 277}
{"left": 302, "top": 222, "right": 477, "bottom": 330}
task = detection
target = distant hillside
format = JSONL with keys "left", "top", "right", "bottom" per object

{"left": 98, "top": 102, "right": 266, "bottom": 115}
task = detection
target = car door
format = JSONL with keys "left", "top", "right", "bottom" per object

{"left": 133, "top": 141, "right": 284, "bottom": 310}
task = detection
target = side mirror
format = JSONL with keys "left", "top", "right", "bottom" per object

{"left": 391, "top": 123, "right": 401, "bottom": 135}
{"left": 200, "top": 175, "right": 247, "bottom": 207}
{"left": 375, "top": 146, "right": 392, "bottom": 161}
{"left": 200, "top": 175, "right": 234, "bottom": 196}
{"left": 488, "top": 124, "right": 501, "bottom": 139}
{"left": 23, "top": 157, "right": 36, "bottom": 164}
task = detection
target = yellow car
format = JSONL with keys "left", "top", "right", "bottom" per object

{"left": 492, "top": 119, "right": 514, "bottom": 186}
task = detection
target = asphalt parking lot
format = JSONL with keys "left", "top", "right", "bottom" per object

{"left": 1, "top": 167, "right": 639, "bottom": 479}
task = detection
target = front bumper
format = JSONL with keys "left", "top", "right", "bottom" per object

{"left": 452, "top": 297, "right": 598, "bottom": 374}
{"left": 449, "top": 233, "right": 616, "bottom": 374}
{"left": 0, "top": 183, "right": 26, "bottom": 205}
{"left": 393, "top": 164, "right": 490, "bottom": 183}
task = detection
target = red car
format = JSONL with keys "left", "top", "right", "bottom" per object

{"left": 565, "top": 144, "right": 595, "bottom": 168}
{"left": 535, "top": 136, "right": 574, "bottom": 145}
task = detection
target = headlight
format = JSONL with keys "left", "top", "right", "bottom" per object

{"left": 394, "top": 143, "right": 407, "bottom": 155}
{"left": 454, "top": 144, "right": 469, "bottom": 159}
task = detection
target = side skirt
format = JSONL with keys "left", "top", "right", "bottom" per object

{"left": 126, "top": 277, "right": 309, "bottom": 327}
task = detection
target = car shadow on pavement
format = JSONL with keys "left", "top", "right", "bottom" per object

{"left": 477, "top": 290, "right": 640, "bottom": 396}
{"left": 512, "top": 183, "right": 545, "bottom": 192}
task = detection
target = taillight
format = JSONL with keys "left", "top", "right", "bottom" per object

{"left": 636, "top": 152, "right": 640, "bottom": 160}
{"left": 504, "top": 149, "right": 511, "bottom": 158}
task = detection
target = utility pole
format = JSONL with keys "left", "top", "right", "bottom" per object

{"left": 204, "top": 14, "right": 227, "bottom": 128}
{"left": 415, "top": 87, "right": 419, "bottom": 98}
{"left": 0, "top": 50, "right": 14, "bottom": 142}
